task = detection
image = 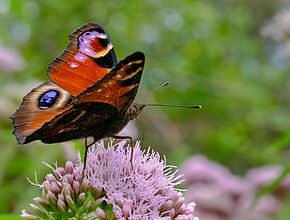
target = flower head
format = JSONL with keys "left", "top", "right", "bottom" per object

{"left": 180, "top": 155, "right": 288, "bottom": 220}
{"left": 22, "top": 140, "right": 198, "bottom": 220}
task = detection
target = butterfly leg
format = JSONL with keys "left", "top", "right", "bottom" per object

{"left": 82, "top": 138, "right": 97, "bottom": 180}
{"left": 112, "top": 135, "right": 134, "bottom": 166}
{"left": 112, "top": 135, "right": 132, "bottom": 144}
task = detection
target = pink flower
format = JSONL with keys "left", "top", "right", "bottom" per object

{"left": 22, "top": 140, "right": 198, "bottom": 220}
{"left": 180, "top": 155, "right": 284, "bottom": 220}
{"left": 77, "top": 140, "right": 198, "bottom": 219}
{"left": 0, "top": 45, "right": 24, "bottom": 72}
{"left": 246, "top": 165, "right": 290, "bottom": 198}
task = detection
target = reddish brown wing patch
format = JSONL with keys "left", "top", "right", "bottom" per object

{"left": 48, "top": 23, "right": 118, "bottom": 96}
{"left": 10, "top": 82, "right": 72, "bottom": 144}
{"left": 75, "top": 52, "right": 145, "bottom": 114}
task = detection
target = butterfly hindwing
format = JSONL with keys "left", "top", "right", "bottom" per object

{"left": 47, "top": 23, "right": 118, "bottom": 96}
{"left": 25, "top": 102, "right": 120, "bottom": 144}
{"left": 75, "top": 51, "right": 145, "bottom": 114}
{"left": 10, "top": 82, "right": 73, "bottom": 144}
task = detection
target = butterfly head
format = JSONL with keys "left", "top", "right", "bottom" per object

{"left": 126, "top": 104, "right": 145, "bottom": 120}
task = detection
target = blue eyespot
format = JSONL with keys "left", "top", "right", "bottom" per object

{"left": 38, "top": 90, "right": 59, "bottom": 110}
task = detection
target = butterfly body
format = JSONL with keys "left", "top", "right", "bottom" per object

{"left": 11, "top": 23, "right": 145, "bottom": 145}
{"left": 24, "top": 102, "right": 144, "bottom": 144}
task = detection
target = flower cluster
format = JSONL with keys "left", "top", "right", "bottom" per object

{"left": 180, "top": 155, "right": 290, "bottom": 220}
{"left": 261, "top": 7, "right": 290, "bottom": 42}
{"left": 261, "top": 7, "right": 290, "bottom": 62}
{"left": 21, "top": 160, "right": 109, "bottom": 220}
{"left": 22, "top": 140, "right": 198, "bottom": 220}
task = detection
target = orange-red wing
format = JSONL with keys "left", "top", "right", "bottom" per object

{"left": 10, "top": 82, "right": 72, "bottom": 144}
{"left": 74, "top": 52, "right": 145, "bottom": 114}
{"left": 47, "top": 23, "right": 118, "bottom": 96}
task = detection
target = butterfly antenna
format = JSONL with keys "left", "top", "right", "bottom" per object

{"left": 135, "top": 81, "right": 170, "bottom": 103}
{"left": 144, "top": 104, "right": 202, "bottom": 109}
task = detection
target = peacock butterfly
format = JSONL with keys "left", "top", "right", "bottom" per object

{"left": 10, "top": 22, "right": 145, "bottom": 146}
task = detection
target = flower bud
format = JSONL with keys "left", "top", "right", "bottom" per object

{"left": 160, "top": 200, "right": 174, "bottom": 212}
{"left": 65, "top": 195, "right": 77, "bottom": 211}
{"left": 21, "top": 210, "right": 38, "bottom": 220}
{"left": 50, "top": 182, "right": 61, "bottom": 194}
{"left": 91, "top": 198, "right": 103, "bottom": 209}
{"left": 65, "top": 173, "right": 74, "bottom": 186}
{"left": 29, "top": 204, "right": 48, "bottom": 219}
{"left": 62, "top": 182, "right": 73, "bottom": 198}
{"left": 41, "top": 189, "right": 47, "bottom": 200}
{"left": 33, "top": 197, "right": 49, "bottom": 207}
{"left": 65, "top": 161, "right": 74, "bottom": 174}
{"left": 77, "top": 192, "right": 86, "bottom": 205}
{"left": 57, "top": 199, "right": 67, "bottom": 212}
{"left": 90, "top": 186, "right": 103, "bottom": 199}
{"left": 58, "top": 193, "right": 64, "bottom": 201}
{"left": 47, "top": 174, "right": 57, "bottom": 183}
{"left": 87, "top": 211, "right": 99, "bottom": 219}
{"left": 96, "top": 207, "right": 108, "bottom": 220}
{"left": 54, "top": 167, "right": 65, "bottom": 178}
{"left": 80, "top": 179, "right": 89, "bottom": 192}
{"left": 174, "top": 196, "right": 185, "bottom": 211}
{"left": 73, "top": 180, "right": 80, "bottom": 196}
{"left": 42, "top": 181, "right": 51, "bottom": 193}
{"left": 46, "top": 191, "right": 57, "bottom": 207}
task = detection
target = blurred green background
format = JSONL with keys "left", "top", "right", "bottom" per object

{"left": 0, "top": 0, "right": 290, "bottom": 218}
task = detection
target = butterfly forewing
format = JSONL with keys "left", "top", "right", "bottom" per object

{"left": 47, "top": 23, "right": 118, "bottom": 96}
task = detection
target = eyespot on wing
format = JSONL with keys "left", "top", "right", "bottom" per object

{"left": 10, "top": 82, "right": 72, "bottom": 144}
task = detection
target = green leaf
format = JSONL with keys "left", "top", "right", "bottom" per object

{"left": 100, "top": 203, "right": 114, "bottom": 220}
{"left": 278, "top": 199, "right": 290, "bottom": 220}
{"left": 256, "top": 165, "right": 290, "bottom": 199}
{"left": 270, "top": 132, "right": 290, "bottom": 150}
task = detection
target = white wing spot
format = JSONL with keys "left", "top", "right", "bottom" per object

{"left": 75, "top": 52, "right": 86, "bottom": 62}
{"left": 70, "top": 62, "right": 78, "bottom": 68}
{"left": 97, "top": 89, "right": 102, "bottom": 92}
{"left": 116, "top": 74, "right": 122, "bottom": 78}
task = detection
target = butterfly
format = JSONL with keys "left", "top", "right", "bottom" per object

{"left": 10, "top": 22, "right": 145, "bottom": 147}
